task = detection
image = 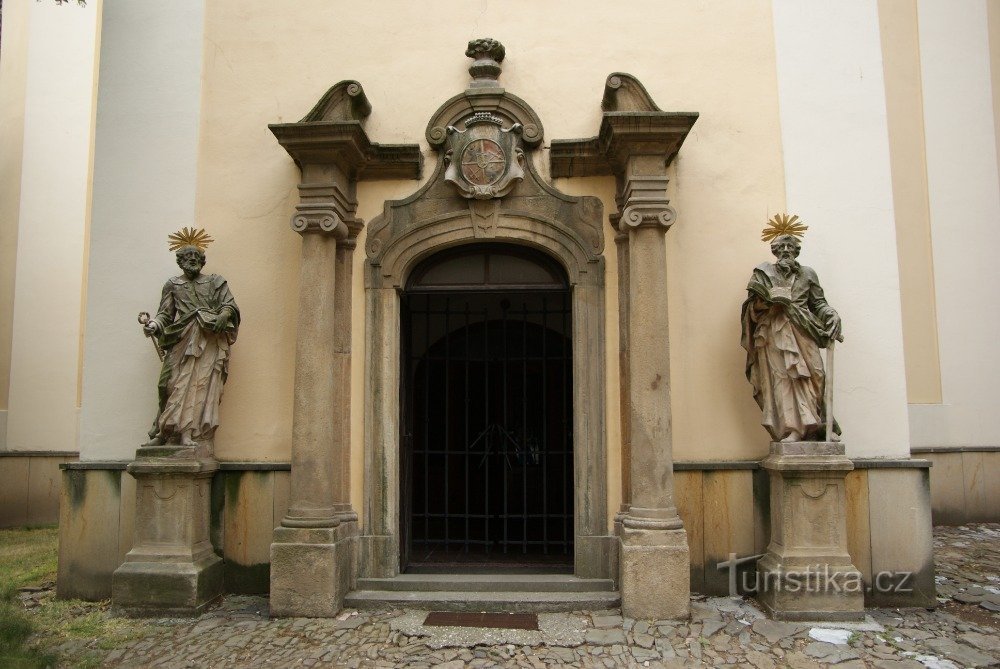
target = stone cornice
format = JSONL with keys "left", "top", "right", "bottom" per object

{"left": 550, "top": 112, "right": 698, "bottom": 178}
{"left": 550, "top": 73, "right": 697, "bottom": 178}
{"left": 269, "top": 121, "right": 422, "bottom": 181}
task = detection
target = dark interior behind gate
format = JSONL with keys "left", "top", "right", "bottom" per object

{"left": 401, "top": 244, "right": 574, "bottom": 571}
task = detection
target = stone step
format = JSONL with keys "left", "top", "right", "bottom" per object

{"left": 344, "top": 588, "right": 621, "bottom": 613}
{"left": 356, "top": 574, "right": 616, "bottom": 593}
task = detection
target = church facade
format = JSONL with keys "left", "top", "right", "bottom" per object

{"left": 2, "top": 0, "right": 998, "bottom": 617}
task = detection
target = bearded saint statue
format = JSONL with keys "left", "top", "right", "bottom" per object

{"left": 740, "top": 215, "right": 842, "bottom": 443}
{"left": 142, "top": 228, "right": 239, "bottom": 449}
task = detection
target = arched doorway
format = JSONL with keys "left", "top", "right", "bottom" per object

{"left": 400, "top": 244, "right": 574, "bottom": 571}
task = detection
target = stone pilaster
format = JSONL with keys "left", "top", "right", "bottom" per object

{"left": 551, "top": 73, "right": 698, "bottom": 619}
{"left": 112, "top": 451, "right": 222, "bottom": 616}
{"left": 757, "top": 442, "right": 865, "bottom": 621}
{"left": 613, "top": 229, "right": 631, "bottom": 535}
{"left": 267, "top": 81, "right": 420, "bottom": 617}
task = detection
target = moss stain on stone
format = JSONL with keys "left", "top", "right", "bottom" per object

{"left": 106, "top": 469, "right": 122, "bottom": 496}
{"left": 210, "top": 473, "right": 226, "bottom": 556}
{"left": 224, "top": 470, "right": 242, "bottom": 507}
{"left": 66, "top": 470, "right": 88, "bottom": 510}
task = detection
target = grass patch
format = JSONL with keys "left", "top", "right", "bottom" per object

{"left": 29, "top": 598, "right": 157, "bottom": 651}
{"left": 0, "top": 527, "right": 161, "bottom": 665}
{"left": 0, "top": 527, "right": 59, "bottom": 668}
{"left": 0, "top": 528, "right": 58, "bottom": 599}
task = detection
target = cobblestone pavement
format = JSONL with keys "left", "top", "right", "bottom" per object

{"left": 27, "top": 524, "right": 1000, "bottom": 668}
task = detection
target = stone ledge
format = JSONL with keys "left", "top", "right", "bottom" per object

{"left": 911, "top": 445, "right": 1000, "bottom": 453}
{"left": 853, "top": 457, "right": 931, "bottom": 469}
{"left": 0, "top": 450, "right": 79, "bottom": 457}
{"left": 58, "top": 458, "right": 931, "bottom": 471}
{"left": 61, "top": 460, "right": 129, "bottom": 470}
{"left": 218, "top": 462, "right": 291, "bottom": 471}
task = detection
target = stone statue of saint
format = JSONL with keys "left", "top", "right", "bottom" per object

{"left": 740, "top": 217, "right": 842, "bottom": 442}
{"left": 142, "top": 229, "right": 239, "bottom": 448}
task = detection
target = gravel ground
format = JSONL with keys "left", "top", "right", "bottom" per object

{"left": 21, "top": 523, "right": 1000, "bottom": 668}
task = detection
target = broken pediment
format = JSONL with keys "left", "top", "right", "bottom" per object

{"left": 366, "top": 38, "right": 604, "bottom": 288}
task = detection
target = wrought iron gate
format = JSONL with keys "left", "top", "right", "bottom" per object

{"left": 401, "top": 249, "right": 573, "bottom": 568}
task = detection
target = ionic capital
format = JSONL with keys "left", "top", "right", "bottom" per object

{"left": 618, "top": 172, "right": 676, "bottom": 232}
{"left": 290, "top": 209, "right": 348, "bottom": 238}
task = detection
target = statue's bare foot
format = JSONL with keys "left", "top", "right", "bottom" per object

{"left": 179, "top": 431, "right": 198, "bottom": 448}
{"left": 781, "top": 431, "right": 802, "bottom": 443}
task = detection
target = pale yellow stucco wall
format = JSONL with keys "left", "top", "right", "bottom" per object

{"left": 3, "top": 1, "right": 100, "bottom": 452}
{"left": 194, "top": 0, "right": 788, "bottom": 520}
{"left": 877, "top": 0, "right": 942, "bottom": 406}
{"left": 0, "top": 0, "right": 31, "bottom": 427}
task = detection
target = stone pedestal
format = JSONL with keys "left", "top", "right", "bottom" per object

{"left": 112, "top": 450, "right": 221, "bottom": 616}
{"left": 757, "top": 441, "right": 864, "bottom": 621}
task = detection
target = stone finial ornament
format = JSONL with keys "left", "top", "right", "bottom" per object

{"left": 466, "top": 37, "right": 505, "bottom": 88}
{"left": 141, "top": 229, "right": 240, "bottom": 453}
{"left": 740, "top": 216, "right": 842, "bottom": 442}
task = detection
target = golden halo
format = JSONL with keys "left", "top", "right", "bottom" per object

{"left": 167, "top": 227, "right": 214, "bottom": 252}
{"left": 761, "top": 213, "right": 808, "bottom": 242}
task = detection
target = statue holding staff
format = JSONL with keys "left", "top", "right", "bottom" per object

{"left": 740, "top": 214, "right": 842, "bottom": 442}
{"left": 141, "top": 228, "right": 240, "bottom": 449}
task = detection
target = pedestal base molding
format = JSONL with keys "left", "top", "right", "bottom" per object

{"left": 619, "top": 526, "right": 690, "bottom": 620}
{"left": 270, "top": 521, "right": 358, "bottom": 618}
{"left": 756, "top": 556, "right": 865, "bottom": 622}
{"left": 112, "top": 452, "right": 221, "bottom": 616}
{"left": 757, "top": 441, "right": 864, "bottom": 621}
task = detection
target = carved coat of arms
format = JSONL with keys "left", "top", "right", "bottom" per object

{"left": 444, "top": 112, "right": 525, "bottom": 200}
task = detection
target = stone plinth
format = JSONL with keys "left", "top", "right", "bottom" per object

{"left": 619, "top": 525, "right": 690, "bottom": 619}
{"left": 112, "top": 450, "right": 221, "bottom": 616}
{"left": 270, "top": 522, "right": 358, "bottom": 618}
{"left": 757, "top": 441, "right": 864, "bottom": 621}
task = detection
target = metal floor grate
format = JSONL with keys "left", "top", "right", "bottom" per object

{"left": 423, "top": 611, "right": 539, "bottom": 630}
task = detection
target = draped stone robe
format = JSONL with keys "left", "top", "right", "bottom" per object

{"left": 740, "top": 261, "right": 840, "bottom": 441}
{"left": 151, "top": 273, "right": 240, "bottom": 442}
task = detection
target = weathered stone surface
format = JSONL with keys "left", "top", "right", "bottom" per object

{"left": 752, "top": 619, "right": 805, "bottom": 643}
{"left": 619, "top": 529, "right": 690, "bottom": 619}
{"left": 803, "top": 641, "right": 860, "bottom": 663}
{"left": 958, "top": 631, "right": 1000, "bottom": 652}
{"left": 923, "top": 638, "right": 998, "bottom": 667}
{"left": 585, "top": 628, "right": 626, "bottom": 645}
